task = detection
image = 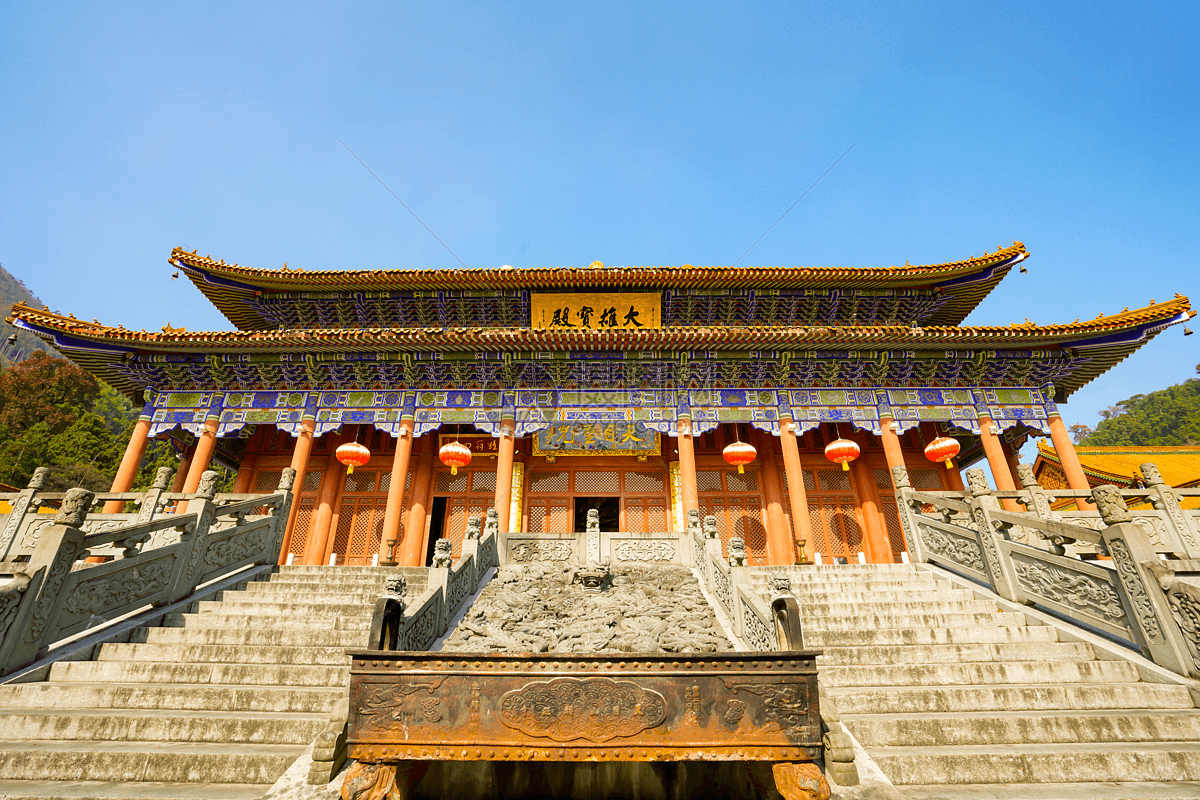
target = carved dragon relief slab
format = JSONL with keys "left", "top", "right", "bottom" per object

{"left": 1010, "top": 553, "right": 1127, "bottom": 624}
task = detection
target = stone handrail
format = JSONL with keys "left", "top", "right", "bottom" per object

{"left": 0, "top": 467, "right": 296, "bottom": 678}
{"left": 894, "top": 464, "right": 1200, "bottom": 680}
{"left": 0, "top": 466, "right": 297, "bottom": 562}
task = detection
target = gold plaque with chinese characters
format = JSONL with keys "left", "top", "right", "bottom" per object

{"left": 531, "top": 293, "right": 661, "bottom": 330}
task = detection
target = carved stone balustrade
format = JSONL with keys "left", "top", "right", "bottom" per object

{"left": 0, "top": 469, "right": 295, "bottom": 678}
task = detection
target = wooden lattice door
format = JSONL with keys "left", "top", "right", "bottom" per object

{"left": 330, "top": 469, "right": 393, "bottom": 566}
{"left": 804, "top": 469, "right": 865, "bottom": 564}
{"left": 696, "top": 468, "right": 769, "bottom": 565}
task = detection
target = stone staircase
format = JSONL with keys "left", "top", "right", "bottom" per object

{"left": 0, "top": 564, "right": 422, "bottom": 800}
{"left": 755, "top": 563, "right": 1200, "bottom": 799}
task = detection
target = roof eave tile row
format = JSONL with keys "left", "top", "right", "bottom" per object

{"left": 8, "top": 295, "right": 1192, "bottom": 353}
{"left": 170, "top": 242, "right": 1028, "bottom": 290}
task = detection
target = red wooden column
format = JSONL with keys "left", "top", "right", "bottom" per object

{"left": 878, "top": 416, "right": 906, "bottom": 486}
{"left": 279, "top": 418, "right": 317, "bottom": 562}
{"left": 754, "top": 428, "right": 792, "bottom": 564}
{"left": 848, "top": 429, "right": 892, "bottom": 563}
{"left": 171, "top": 446, "right": 193, "bottom": 493}
{"left": 1047, "top": 410, "right": 1095, "bottom": 510}
{"left": 400, "top": 442, "right": 435, "bottom": 566}
{"left": 378, "top": 416, "right": 415, "bottom": 564}
{"left": 676, "top": 416, "right": 700, "bottom": 521}
{"left": 303, "top": 428, "right": 348, "bottom": 565}
{"left": 777, "top": 415, "right": 814, "bottom": 549}
{"left": 102, "top": 403, "right": 154, "bottom": 513}
{"left": 494, "top": 415, "right": 516, "bottom": 532}
{"left": 977, "top": 414, "right": 1020, "bottom": 511}
{"left": 230, "top": 426, "right": 268, "bottom": 494}
{"left": 182, "top": 417, "right": 220, "bottom": 498}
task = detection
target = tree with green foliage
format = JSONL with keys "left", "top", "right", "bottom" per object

{"left": 1075, "top": 376, "right": 1200, "bottom": 447}
{"left": 0, "top": 351, "right": 183, "bottom": 492}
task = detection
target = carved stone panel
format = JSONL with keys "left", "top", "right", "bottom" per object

{"left": 917, "top": 521, "right": 985, "bottom": 574}
{"left": 508, "top": 539, "right": 574, "bottom": 563}
{"left": 612, "top": 539, "right": 676, "bottom": 562}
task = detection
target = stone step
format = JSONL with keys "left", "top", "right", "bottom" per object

{"left": 832, "top": 683, "right": 1194, "bottom": 715}
{"left": 164, "top": 613, "right": 370, "bottom": 631}
{"left": 264, "top": 574, "right": 422, "bottom": 589}
{"left": 755, "top": 571, "right": 937, "bottom": 584}
{"left": 780, "top": 588, "right": 974, "bottom": 603}
{"left": 49, "top": 661, "right": 349, "bottom": 688}
{"left": 225, "top": 589, "right": 385, "bottom": 605}
{"left": 900, "top": 781, "right": 1200, "bottom": 799}
{"left": 96, "top": 643, "right": 352, "bottom": 667}
{"left": 276, "top": 565, "right": 413, "bottom": 576}
{"left": 869, "top": 742, "right": 1200, "bottom": 785}
{"left": 0, "top": 708, "right": 325, "bottom": 745}
{"left": 194, "top": 599, "right": 374, "bottom": 616}
{"left": 803, "top": 625, "right": 1060, "bottom": 648}
{"left": 242, "top": 582, "right": 383, "bottom": 597}
{"left": 0, "top": 779, "right": 267, "bottom": 799}
{"left": 820, "top": 659, "right": 1140, "bottom": 688}
{"left": 135, "top": 626, "right": 369, "bottom": 649}
{"left": 0, "top": 741, "right": 299, "bottom": 784}
{"left": 760, "top": 565, "right": 919, "bottom": 575}
{"left": 815, "top": 641, "right": 1094, "bottom": 667}
{"left": 797, "top": 599, "right": 1001, "bottom": 615}
{"left": 802, "top": 610, "right": 1025, "bottom": 630}
{"left": 846, "top": 709, "right": 1200, "bottom": 747}
{"left": 0, "top": 683, "right": 339, "bottom": 714}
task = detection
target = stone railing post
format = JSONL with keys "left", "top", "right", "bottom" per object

{"left": 461, "top": 514, "right": 482, "bottom": 564}
{"left": 1093, "top": 484, "right": 1195, "bottom": 676}
{"left": 1140, "top": 462, "right": 1200, "bottom": 559}
{"left": 268, "top": 468, "right": 296, "bottom": 560}
{"left": 703, "top": 514, "right": 723, "bottom": 562}
{"left": 0, "top": 467, "right": 49, "bottom": 559}
{"left": 891, "top": 465, "right": 926, "bottom": 563}
{"left": 965, "top": 468, "right": 1023, "bottom": 603}
{"left": 429, "top": 539, "right": 452, "bottom": 633}
{"left": 165, "top": 471, "right": 221, "bottom": 605}
{"left": 1142, "top": 562, "right": 1200, "bottom": 680}
{"left": 134, "top": 468, "right": 175, "bottom": 524}
{"left": 1015, "top": 463, "right": 1058, "bottom": 522}
{"left": 0, "top": 487, "right": 93, "bottom": 675}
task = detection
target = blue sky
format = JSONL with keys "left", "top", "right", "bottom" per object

{"left": 2, "top": 1, "right": 1197, "bottom": 447}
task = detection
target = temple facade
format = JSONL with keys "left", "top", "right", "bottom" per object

{"left": 9, "top": 243, "right": 1193, "bottom": 567}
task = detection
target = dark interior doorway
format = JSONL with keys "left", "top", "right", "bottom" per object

{"left": 425, "top": 497, "right": 448, "bottom": 566}
{"left": 574, "top": 497, "right": 620, "bottom": 532}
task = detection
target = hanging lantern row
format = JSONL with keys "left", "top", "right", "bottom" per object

{"left": 824, "top": 437, "right": 860, "bottom": 471}
{"left": 722, "top": 440, "right": 757, "bottom": 473}
{"left": 439, "top": 440, "right": 472, "bottom": 475}
{"left": 335, "top": 442, "right": 371, "bottom": 475}
{"left": 924, "top": 436, "right": 961, "bottom": 470}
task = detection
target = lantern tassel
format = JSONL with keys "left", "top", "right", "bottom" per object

{"left": 347, "top": 465, "right": 354, "bottom": 475}
{"left": 451, "top": 466, "right": 458, "bottom": 476}
{"left": 841, "top": 461, "right": 849, "bottom": 471}
{"left": 945, "top": 459, "right": 954, "bottom": 470}
{"left": 738, "top": 465, "right": 744, "bottom": 474}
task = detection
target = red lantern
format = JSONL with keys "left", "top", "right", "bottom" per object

{"left": 924, "top": 436, "right": 961, "bottom": 470}
{"left": 722, "top": 440, "right": 757, "bottom": 474}
{"left": 824, "top": 438, "right": 860, "bottom": 471}
{"left": 335, "top": 442, "right": 371, "bottom": 475}
{"left": 439, "top": 440, "right": 472, "bottom": 475}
